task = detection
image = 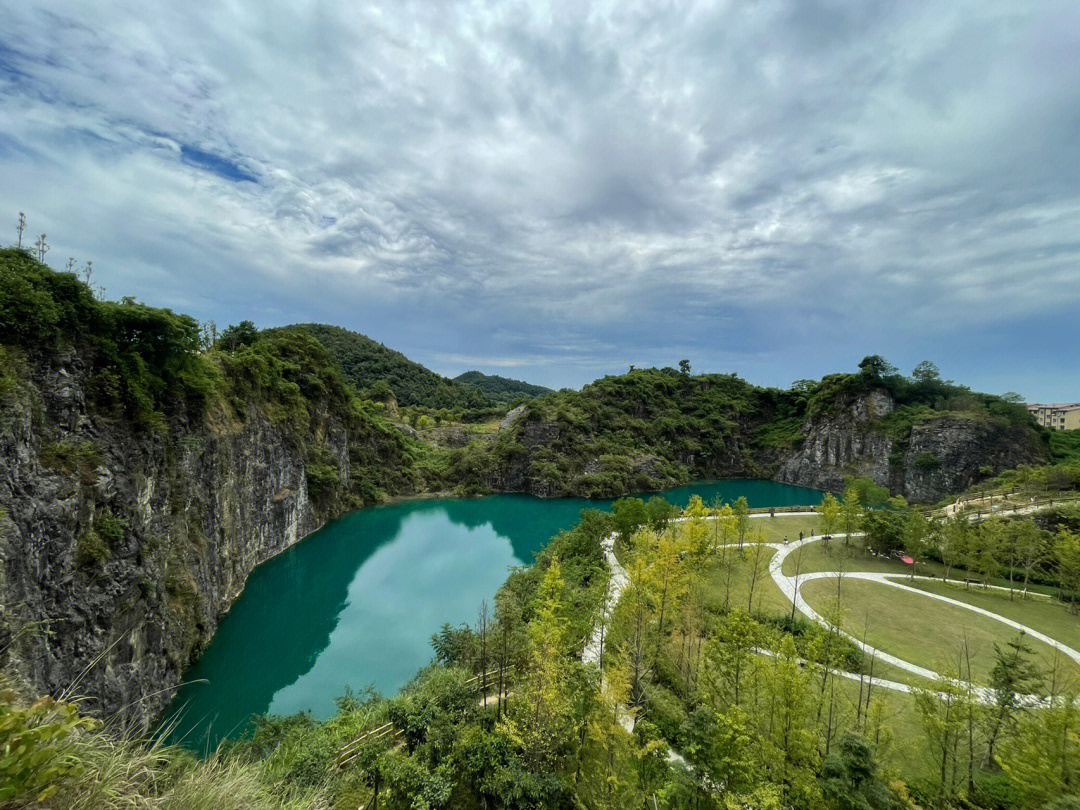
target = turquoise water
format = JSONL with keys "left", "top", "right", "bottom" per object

{"left": 162, "top": 479, "right": 822, "bottom": 749}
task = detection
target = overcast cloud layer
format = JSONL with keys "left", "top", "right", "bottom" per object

{"left": 2, "top": 1, "right": 1078, "bottom": 397}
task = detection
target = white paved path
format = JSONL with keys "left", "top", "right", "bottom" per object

{"left": 585, "top": 513, "right": 1080, "bottom": 710}
{"left": 770, "top": 534, "right": 1080, "bottom": 703}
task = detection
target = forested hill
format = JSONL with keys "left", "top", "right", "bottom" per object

{"left": 453, "top": 369, "right": 552, "bottom": 404}
{"left": 458, "top": 361, "right": 1049, "bottom": 502}
{"left": 291, "top": 323, "right": 492, "bottom": 410}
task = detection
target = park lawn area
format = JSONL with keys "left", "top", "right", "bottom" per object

{"left": 896, "top": 578, "right": 1080, "bottom": 656}
{"left": 780, "top": 538, "right": 1060, "bottom": 597}
{"left": 781, "top": 539, "right": 917, "bottom": 578}
{"left": 861, "top": 658, "right": 941, "bottom": 691}
{"left": 801, "top": 578, "right": 1080, "bottom": 686}
{"left": 701, "top": 546, "right": 791, "bottom": 618}
{"left": 743, "top": 513, "right": 823, "bottom": 544}
{"left": 674, "top": 513, "right": 822, "bottom": 548}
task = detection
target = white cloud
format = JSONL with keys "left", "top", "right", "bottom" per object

{"left": 2, "top": 0, "right": 1080, "bottom": 396}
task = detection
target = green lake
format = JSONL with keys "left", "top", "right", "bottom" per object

{"left": 162, "top": 479, "right": 822, "bottom": 749}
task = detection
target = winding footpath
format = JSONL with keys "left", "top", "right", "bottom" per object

{"left": 585, "top": 512, "right": 1080, "bottom": 712}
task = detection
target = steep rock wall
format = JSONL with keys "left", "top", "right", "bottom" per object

{"left": 0, "top": 350, "right": 347, "bottom": 729}
{"left": 774, "top": 389, "right": 1047, "bottom": 500}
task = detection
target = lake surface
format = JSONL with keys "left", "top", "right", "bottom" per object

{"left": 162, "top": 479, "right": 822, "bottom": 749}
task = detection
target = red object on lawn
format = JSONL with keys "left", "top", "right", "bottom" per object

{"left": 901, "top": 556, "right": 915, "bottom": 565}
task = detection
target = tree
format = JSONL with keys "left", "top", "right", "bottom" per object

{"left": 840, "top": 485, "right": 862, "bottom": 546}
{"left": 902, "top": 511, "right": 930, "bottom": 580}
{"left": 819, "top": 494, "right": 841, "bottom": 542}
{"left": 1011, "top": 520, "right": 1046, "bottom": 598}
{"left": 862, "top": 510, "right": 905, "bottom": 556}
{"left": 612, "top": 497, "right": 648, "bottom": 545}
{"left": 219, "top": 320, "right": 260, "bottom": 352}
{"left": 645, "top": 495, "right": 678, "bottom": 533}
{"left": 16, "top": 211, "right": 25, "bottom": 248}
{"left": 819, "top": 733, "right": 901, "bottom": 810}
{"left": 941, "top": 516, "right": 969, "bottom": 582}
{"left": 911, "top": 360, "right": 942, "bottom": 385}
{"left": 733, "top": 496, "right": 750, "bottom": 549}
{"left": 1000, "top": 391, "right": 1026, "bottom": 404}
{"left": 746, "top": 535, "right": 771, "bottom": 614}
{"left": 1055, "top": 529, "right": 1080, "bottom": 612}
{"left": 858, "top": 355, "right": 897, "bottom": 380}
{"left": 678, "top": 359, "right": 691, "bottom": 375}
{"left": 984, "top": 633, "right": 1044, "bottom": 768}
{"left": 969, "top": 521, "right": 1004, "bottom": 589}
{"left": 998, "top": 693, "right": 1080, "bottom": 809}
{"left": 500, "top": 558, "right": 579, "bottom": 773}
{"left": 34, "top": 233, "right": 48, "bottom": 263}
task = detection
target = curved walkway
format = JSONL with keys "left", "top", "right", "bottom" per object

{"left": 585, "top": 519, "right": 1080, "bottom": 709}
{"left": 770, "top": 534, "right": 1080, "bottom": 703}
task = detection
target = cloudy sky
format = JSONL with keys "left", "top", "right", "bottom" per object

{"left": 2, "top": 1, "right": 1078, "bottom": 397}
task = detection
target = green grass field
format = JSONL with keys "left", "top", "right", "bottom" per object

{"left": 801, "top": 578, "right": 1080, "bottom": 687}
{"left": 898, "top": 578, "right": 1080, "bottom": 654}
{"left": 781, "top": 540, "right": 1059, "bottom": 597}
{"left": 701, "top": 546, "right": 791, "bottom": 617}
{"left": 675, "top": 513, "right": 823, "bottom": 549}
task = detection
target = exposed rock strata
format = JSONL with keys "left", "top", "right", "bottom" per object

{"left": 0, "top": 351, "right": 347, "bottom": 729}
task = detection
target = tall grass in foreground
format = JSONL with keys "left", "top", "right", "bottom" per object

{"left": 1, "top": 690, "right": 327, "bottom": 810}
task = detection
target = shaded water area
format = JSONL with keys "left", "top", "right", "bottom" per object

{"left": 162, "top": 479, "right": 823, "bottom": 749}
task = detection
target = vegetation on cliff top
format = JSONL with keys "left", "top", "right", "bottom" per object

{"left": 0, "top": 250, "right": 428, "bottom": 506}
{"left": 443, "top": 358, "right": 1044, "bottom": 499}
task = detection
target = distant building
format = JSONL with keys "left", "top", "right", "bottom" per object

{"left": 1027, "top": 402, "right": 1080, "bottom": 430}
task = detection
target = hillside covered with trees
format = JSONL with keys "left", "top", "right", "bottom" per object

{"left": 293, "top": 323, "right": 488, "bottom": 410}
{"left": 442, "top": 360, "right": 1048, "bottom": 501}
{"left": 453, "top": 369, "right": 552, "bottom": 404}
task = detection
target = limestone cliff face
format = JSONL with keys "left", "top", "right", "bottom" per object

{"left": 774, "top": 389, "right": 1047, "bottom": 501}
{"left": 0, "top": 350, "right": 348, "bottom": 729}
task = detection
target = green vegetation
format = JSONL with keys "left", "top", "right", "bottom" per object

{"left": 453, "top": 370, "right": 552, "bottom": 405}
{"left": 293, "top": 323, "right": 493, "bottom": 411}
{"left": 474, "top": 357, "right": 1043, "bottom": 500}
{"left": 801, "top": 578, "right": 1080, "bottom": 684}
{"left": 1051, "top": 430, "right": 1080, "bottom": 466}
{"left": 1, "top": 247, "right": 217, "bottom": 430}
{"left": 10, "top": 495, "right": 1080, "bottom": 808}
{"left": 904, "top": 579, "right": 1080, "bottom": 653}
{"left": 0, "top": 252, "right": 431, "bottom": 508}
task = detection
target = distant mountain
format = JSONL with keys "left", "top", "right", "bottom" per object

{"left": 290, "top": 323, "right": 490, "bottom": 410}
{"left": 453, "top": 370, "right": 552, "bottom": 404}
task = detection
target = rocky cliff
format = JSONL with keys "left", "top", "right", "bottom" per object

{"left": 0, "top": 349, "right": 353, "bottom": 730}
{"left": 475, "top": 386, "right": 1048, "bottom": 503}
{"left": 774, "top": 389, "right": 1047, "bottom": 501}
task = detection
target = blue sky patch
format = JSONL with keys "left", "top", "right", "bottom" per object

{"left": 179, "top": 145, "right": 258, "bottom": 183}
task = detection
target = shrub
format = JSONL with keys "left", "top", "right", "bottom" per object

{"left": 913, "top": 450, "right": 941, "bottom": 471}
{"left": 0, "top": 691, "right": 96, "bottom": 804}
{"left": 76, "top": 529, "right": 110, "bottom": 566}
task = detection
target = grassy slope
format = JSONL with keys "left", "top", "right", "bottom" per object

{"left": 802, "top": 578, "right": 1080, "bottom": 685}
{"left": 903, "top": 578, "right": 1080, "bottom": 653}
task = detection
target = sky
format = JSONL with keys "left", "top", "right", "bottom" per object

{"left": 2, "top": 1, "right": 1079, "bottom": 399}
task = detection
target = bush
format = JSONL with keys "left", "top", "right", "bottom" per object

{"left": 913, "top": 450, "right": 941, "bottom": 471}
{"left": 0, "top": 691, "right": 96, "bottom": 804}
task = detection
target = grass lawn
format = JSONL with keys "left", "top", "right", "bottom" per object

{"left": 743, "top": 513, "right": 823, "bottom": 544}
{"left": 897, "top": 578, "right": 1080, "bottom": 655}
{"left": 801, "top": 578, "right": 1080, "bottom": 686}
{"left": 675, "top": 513, "right": 823, "bottom": 549}
{"left": 781, "top": 540, "right": 1059, "bottom": 597}
{"left": 701, "top": 546, "right": 792, "bottom": 618}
